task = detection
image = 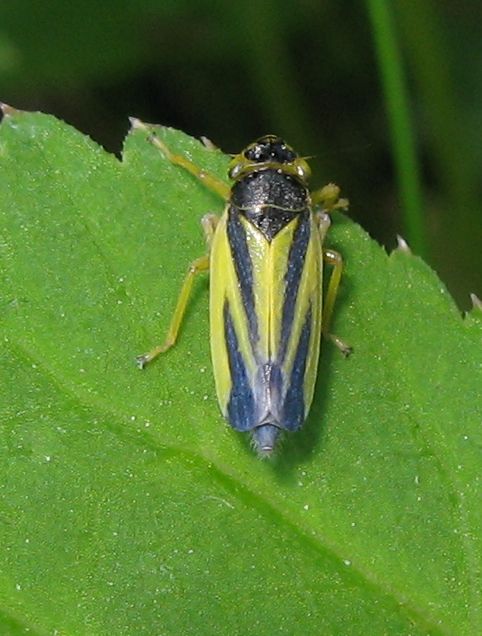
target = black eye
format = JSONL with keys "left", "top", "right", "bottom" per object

{"left": 275, "top": 143, "right": 296, "bottom": 162}
{"left": 245, "top": 144, "right": 268, "bottom": 161}
{"left": 244, "top": 146, "right": 258, "bottom": 161}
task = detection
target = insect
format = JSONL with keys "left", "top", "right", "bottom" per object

{"left": 136, "top": 124, "right": 351, "bottom": 456}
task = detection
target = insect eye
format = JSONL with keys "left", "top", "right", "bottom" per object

{"left": 244, "top": 144, "right": 265, "bottom": 161}
{"left": 279, "top": 146, "right": 296, "bottom": 162}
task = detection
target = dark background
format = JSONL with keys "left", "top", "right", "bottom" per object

{"left": 1, "top": 0, "right": 480, "bottom": 308}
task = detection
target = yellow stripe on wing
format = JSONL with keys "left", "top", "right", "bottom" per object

{"left": 209, "top": 210, "right": 257, "bottom": 415}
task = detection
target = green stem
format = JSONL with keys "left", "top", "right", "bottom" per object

{"left": 366, "top": 0, "right": 427, "bottom": 256}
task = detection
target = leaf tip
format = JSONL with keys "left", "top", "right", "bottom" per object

{"left": 395, "top": 234, "right": 412, "bottom": 254}
{"left": 200, "top": 135, "right": 219, "bottom": 151}
{"left": 0, "top": 102, "right": 20, "bottom": 118}
{"left": 128, "top": 116, "right": 149, "bottom": 132}
{"left": 470, "top": 293, "right": 482, "bottom": 312}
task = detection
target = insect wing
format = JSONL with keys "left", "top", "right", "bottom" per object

{"left": 267, "top": 210, "right": 323, "bottom": 430}
{"left": 209, "top": 207, "right": 323, "bottom": 433}
{"left": 209, "top": 209, "right": 257, "bottom": 431}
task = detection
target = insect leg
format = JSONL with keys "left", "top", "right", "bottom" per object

{"left": 201, "top": 213, "right": 219, "bottom": 245}
{"left": 321, "top": 248, "right": 352, "bottom": 356}
{"left": 136, "top": 255, "right": 210, "bottom": 368}
{"left": 136, "top": 214, "right": 219, "bottom": 368}
{"left": 311, "top": 183, "right": 349, "bottom": 212}
{"left": 317, "top": 210, "right": 331, "bottom": 243}
{"left": 315, "top": 211, "right": 351, "bottom": 355}
{"left": 131, "top": 118, "right": 230, "bottom": 201}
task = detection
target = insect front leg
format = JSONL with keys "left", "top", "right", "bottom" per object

{"left": 311, "top": 183, "right": 349, "bottom": 212}
{"left": 130, "top": 118, "right": 230, "bottom": 201}
{"left": 136, "top": 215, "right": 219, "bottom": 369}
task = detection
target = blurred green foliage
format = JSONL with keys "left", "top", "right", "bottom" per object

{"left": 0, "top": 0, "right": 480, "bottom": 306}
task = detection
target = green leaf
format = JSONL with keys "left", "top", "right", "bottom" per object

{"left": 0, "top": 109, "right": 481, "bottom": 635}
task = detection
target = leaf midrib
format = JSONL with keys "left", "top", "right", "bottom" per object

{"left": 3, "top": 334, "right": 455, "bottom": 635}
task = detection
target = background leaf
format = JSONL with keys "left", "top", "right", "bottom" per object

{"left": 0, "top": 110, "right": 481, "bottom": 635}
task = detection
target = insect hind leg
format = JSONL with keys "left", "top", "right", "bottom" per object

{"left": 322, "top": 248, "right": 352, "bottom": 356}
{"left": 314, "top": 211, "right": 351, "bottom": 356}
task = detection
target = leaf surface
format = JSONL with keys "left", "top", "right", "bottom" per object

{"left": 0, "top": 110, "right": 481, "bottom": 635}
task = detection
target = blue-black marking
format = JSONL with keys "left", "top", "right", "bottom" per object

{"left": 281, "top": 304, "right": 312, "bottom": 431}
{"left": 224, "top": 300, "right": 256, "bottom": 432}
{"left": 226, "top": 207, "right": 259, "bottom": 344}
{"left": 278, "top": 210, "right": 311, "bottom": 362}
